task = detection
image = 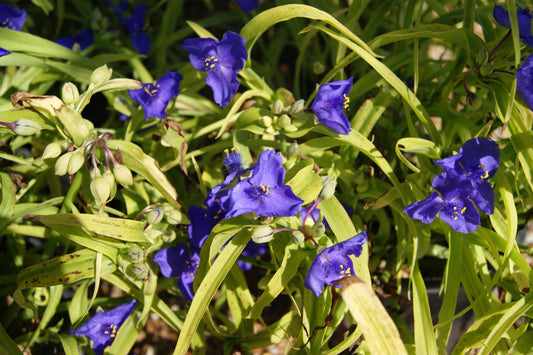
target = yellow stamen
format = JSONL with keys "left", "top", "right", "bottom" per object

{"left": 461, "top": 207, "right": 466, "bottom": 214}
{"left": 260, "top": 184, "right": 270, "bottom": 194}
{"left": 343, "top": 94, "right": 350, "bottom": 109}
{"left": 481, "top": 171, "right": 489, "bottom": 179}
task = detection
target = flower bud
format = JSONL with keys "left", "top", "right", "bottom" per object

{"left": 125, "top": 262, "right": 149, "bottom": 281}
{"left": 120, "top": 245, "right": 144, "bottom": 263}
{"left": 42, "top": 142, "right": 62, "bottom": 160}
{"left": 55, "top": 151, "right": 72, "bottom": 176}
{"left": 290, "top": 99, "right": 305, "bottom": 116}
{"left": 292, "top": 230, "right": 305, "bottom": 244}
{"left": 62, "top": 82, "right": 79, "bottom": 105}
{"left": 313, "top": 61, "right": 325, "bottom": 75}
{"left": 90, "top": 64, "right": 112, "bottom": 86}
{"left": 67, "top": 150, "right": 85, "bottom": 175}
{"left": 251, "top": 225, "right": 274, "bottom": 243}
{"left": 479, "top": 62, "right": 493, "bottom": 77}
{"left": 113, "top": 163, "right": 133, "bottom": 187}
{"left": 287, "top": 142, "right": 299, "bottom": 157}
{"left": 310, "top": 222, "right": 326, "bottom": 239}
{"left": 467, "top": 93, "right": 481, "bottom": 110}
{"left": 91, "top": 174, "right": 111, "bottom": 205}
{"left": 319, "top": 178, "right": 337, "bottom": 200}
{"left": 165, "top": 210, "right": 183, "bottom": 225}
{"left": 278, "top": 114, "right": 291, "bottom": 129}
{"left": 12, "top": 119, "right": 41, "bottom": 136}
{"left": 146, "top": 208, "right": 164, "bottom": 225}
{"left": 259, "top": 115, "right": 272, "bottom": 127}
{"left": 271, "top": 99, "right": 284, "bottom": 115}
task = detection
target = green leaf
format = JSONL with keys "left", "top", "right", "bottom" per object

{"left": 174, "top": 229, "right": 251, "bottom": 355}
{"left": 107, "top": 139, "right": 180, "bottom": 208}
{"left": 285, "top": 159, "right": 323, "bottom": 205}
{"left": 339, "top": 276, "right": 408, "bottom": 355}
{"left": 0, "top": 172, "right": 15, "bottom": 230}
{"left": 0, "top": 323, "right": 22, "bottom": 355}
{"left": 247, "top": 243, "right": 311, "bottom": 319}
{"left": 396, "top": 137, "right": 441, "bottom": 173}
{"left": 57, "top": 334, "right": 80, "bottom": 355}
{"left": 17, "top": 249, "right": 116, "bottom": 289}
{"left": 39, "top": 214, "right": 148, "bottom": 242}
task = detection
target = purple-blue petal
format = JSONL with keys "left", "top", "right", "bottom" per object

{"left": 469, "top": 180, "right": 495, "bottom": 215}
{"left": 0, "top": 47, "right": 10, "bottom": 57}
{"left": 125, "top": 4, "right": 150, "bottom": 54}
{"left": 517, "top": 54, "right": 533, "bottom": 112}
{"left": 238, "top": 241, "right": 268, "bottom": 271}
{"left": 206, "top": 65, "right": 240, "bottom": 107}
{"left": 153, "top": 244, "right": 191, "bottom": 278}
{"left": 188, "top": 205, "right": 220, "bottom": 248}
{"left": 234, "top": 0, "right": 259, "bottom": 12}
{"left": 217, "top": 31, "right": 248, "bottom": 71}
{"left": 431, "top": 173, "right": 476, "bottom": 201}
{"left": 181, "top": 37, "right": 218, "bottom": 71}
{"left": 71, "top": 299, "right": 136, "bottom": 355}
{"left": 0, "top": 4, "right": 26, "bottom": 31}
{"left": 493, "top": 5, "right": 533, "bottom": 47}
{"left": 439, "top": 198, "right": 480, "bottom": 233}
{"left": 304, "top": 232, "right": 367, "bottom": 297}
{"left": 249, "top": 150, "right": 285, "bottom": 187}
{"left": 311, "top": 78, "right": 353, "bottom": 135}
{"left": 403, "top": 191, "right": 443, "bottom": 224}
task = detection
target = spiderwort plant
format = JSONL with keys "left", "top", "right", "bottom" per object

{"left": 304, "top": 232, "right": 368, "bottom": 297}
{"left": 128, "top": 72, "right": 182, "bottom": 120}
{"left": 124, "top": 4, "right": 150, "bottom": 55}
{"left": 182, "top": 31, "right": 248, "bottom": 107}
{"left": 310, "top": 77, "right": 354, "bottom": 135}
{"left": 71, "top": 299, "right": 137, "bottom": 355}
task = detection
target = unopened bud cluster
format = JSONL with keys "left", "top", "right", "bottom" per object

{"left": 144, "top": 203, "right": 184, "bottom": 226}
{"left": 258, "top": 98, "right": 305, "bottom": 133}
{"left": 119, "top": 245, "right": 149, "bottom": 281}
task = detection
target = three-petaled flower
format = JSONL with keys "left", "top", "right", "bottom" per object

{"left": 404, "top": 137, "right": 500, "bottom": 233}
{"left": 304, "top": 232, "right": 367, "bottom": 297}
{"left": 493, "top": 5, "right": 533, "bottom": 47}
{"left": 182, "top": 31, "right": 248, "bottom": 107}
{"left": 311, "top": 77, "right": 354, "bottom": 135}
{"left": 225, "top": 149, "right": 303, "bottom": 218}
{"left": 71, "top": 299, "right": 137, "bottom": 355}
{"left": 128, "top": 71, "right": 182, "bottom": 120}
{"left": 124, "top": 4, "right": 150, "bottom": 55}
{"left": 517, "top": 54, "right": 533, "bottom": 112}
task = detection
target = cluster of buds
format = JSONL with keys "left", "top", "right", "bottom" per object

{"left": 118, "top": 245, "right": 150, "bottom": 282}
{"left": 258, "top": 98, "right": 305, "bottom": 134}
{"left": 141, "top": 203, "right": 184, "bottom": 227}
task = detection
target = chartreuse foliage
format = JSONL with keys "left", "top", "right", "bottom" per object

{"left": 0, "top": 0, "right": 532, "bottom": 354}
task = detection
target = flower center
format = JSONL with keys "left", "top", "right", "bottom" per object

{"left": 143, "top": 82, "right": 159, "bottom": 96}
{"left": 343, "top": 94, "right": 350, "bottom": 109}
{"left": 1, "top": 18, "right": 15, "bottom": 30}
{"left": 453, "top": 206, "right": 467, "bottom": 220}
{"left": 338, "top": 263, "right": 352, "bottom": 278}
{"left": 260, "top": 184, "right": 270, "bottom": 194}
{"left": 103, "top": 324, "right": 119, "bottom": 339}
{"left": 204, "top": 55, "right": 218, "bottom": 70}
{"left": 185, "top": 258, "right": 199, "bottom": 277}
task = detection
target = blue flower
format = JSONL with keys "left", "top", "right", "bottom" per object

{"left": 517, "top": 54, "right": 533, "bottom": 112}
{"left": 435, "top": 137, "right": 499, "bottom": 214}
{"left": 311, "top": 77, "right": 353, "bottom": 135}
{"left": 71, "top": 299, "right": 136, "bottom": 355}
{"left": 225, "top": 150, "right": 303, "bottom": 218}
{"left": 223, "top": 148, "right": 243, "bottom": 173}
{"left": 128, "top": 72, "right": 182, "bottom": 120}
{"left": 403, "top": 174, "right": 482, "bottom": 233}
{"left": 0, "top": 4, "right": 26, "bottom": 31}
{"left": 153, "top": 206, "right": 212, "bottom": 301}
{"left": 493, "top": 5, "right": 533, "bottom": 47}
{"left": 234, "top": 0, "right": 259, "bottom": 12}
{"left": 182, "top": 31, "right": 248, "bottom": 107}
{"left": 304, "top": 232, "right": 367, "bottom": 297}
{"left": 56, "top": 29, "right": 94, "bottom": 51}
{"left": 124, "top": 4, "right": 150, "bottom": 55}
